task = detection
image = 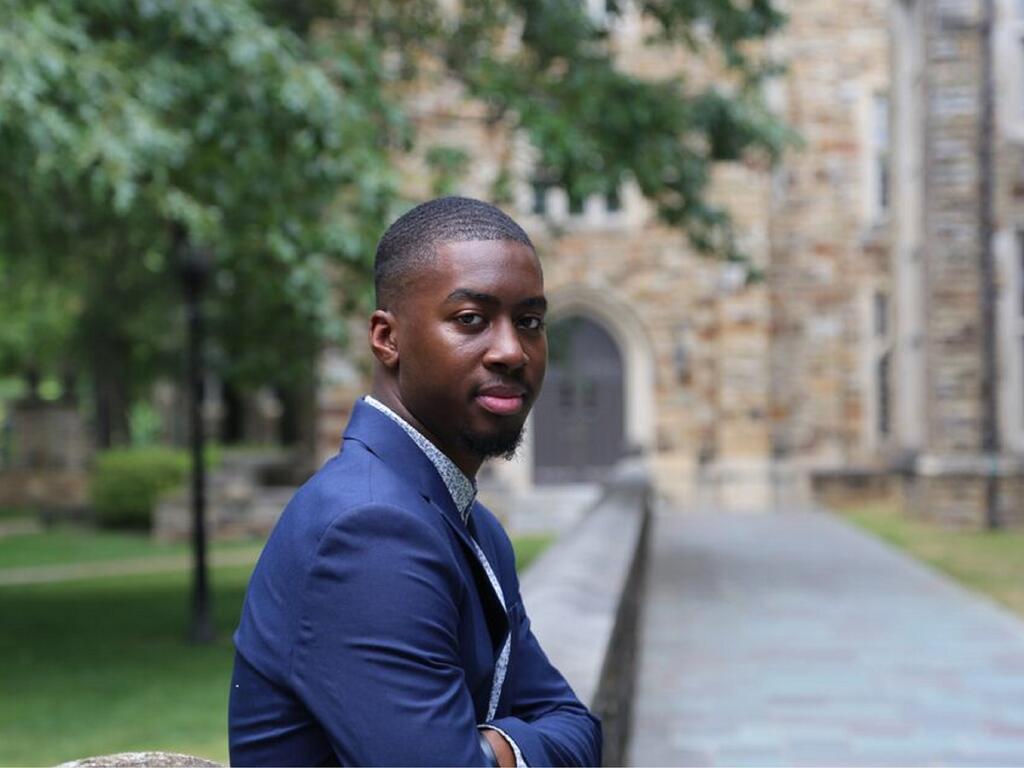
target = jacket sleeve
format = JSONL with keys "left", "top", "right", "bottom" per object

{"left": 483, "top": 591, "right": 603, "bottom": 766}
{"left": 289, "top": 504, "right": 494, "bottom": 767}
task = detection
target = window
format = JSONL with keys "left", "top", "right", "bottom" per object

{"left": 873, "top": 93, "right": 891, "bottom": 216}
{"left": 874, "top": 291, "right": 889, "bottom": 337}
{"left": 528, "top": 165, "right": 624, "bottom": 221}
{"left": 1015, "top": 0, "right": 1024, "bottom": 122}
{"left": 605, "top": 187, "right": 622, "bottom": 213}
{"left": 1015, "top": 35, "right": 1024, "bottom": 120}
{"left": 531, "top": 180, "right": 551, "bottom": 216}
{"left": 1018, "top": 232, "right": 1024, "bottom": 429}
{"left": 877, "top": 351, "right": 892, "bottom": 437}
{"left": 567, "top": 189, "right": 585, "bottom": 216}
{"left": 865, "top": 285, "right": 894, "bottom": 447}
{"left": 1019, "top": 231, "right": 1024, "bottom": 316}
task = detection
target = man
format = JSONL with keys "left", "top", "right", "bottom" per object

{"left": 229, "top": 197, "right": 602, "bottom": 767}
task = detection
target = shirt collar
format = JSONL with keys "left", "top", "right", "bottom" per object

{"left": 364, "top": 395, "right": 477, "bottom": 523}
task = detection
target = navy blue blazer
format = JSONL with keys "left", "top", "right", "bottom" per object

{"left": 229, "top": 400, "right": 601, "bottom": 766}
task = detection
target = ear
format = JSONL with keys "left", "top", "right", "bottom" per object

{"left": 369, "top": 309, "right": 400, "bottom": 370}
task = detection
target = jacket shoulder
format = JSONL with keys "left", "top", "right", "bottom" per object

{"left": 234, "top": 439, "right": 453, "bottom": 681}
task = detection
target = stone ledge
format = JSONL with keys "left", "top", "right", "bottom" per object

{"left": 0, "top": 469, "right": 89, "bottom": 511}
{"left": 57, "top": 752, "right": 219, "bottom": 768}
{"left": 915, "top": 452, "right": 1024, "bottom": 476}
{"left": 519, "top": 460, "right": 652, "bottom": 766}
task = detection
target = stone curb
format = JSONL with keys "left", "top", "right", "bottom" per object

{"left": 520, "top": 460, "right": 652, "bottom": 766}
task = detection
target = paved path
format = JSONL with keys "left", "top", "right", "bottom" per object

{"left": 628, "top": 511, "right": 1024, "bottom": 767}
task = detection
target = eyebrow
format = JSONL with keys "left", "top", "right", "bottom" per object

{"left": 445, "top": 288, "right": 547, "bottom": 311}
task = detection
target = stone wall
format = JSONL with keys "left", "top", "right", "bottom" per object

{"left": 921, "top": 0, "right": 987, "bottom": 455}
{"left": 520, "top": 461, "right": 651, "bottom": 765}
{"left": 904, "top": 471, "right": 1024, "bottom": 529}
{"left": 152, "top": 451, "right": 301, "bottom": 542}
{"left": 768, "top": 0, "right": 892, "bottom": 465}
{"left": 6, "top": 401, "right": 91, "bottom": 471}
{"left": 887, "top": 0, "right": 1024, "bottom": 526}
{"left": 0, "top": 400, "right": 92, "bottom": 511}
{"left": 0, "top": 469, "right": 89, "bottom": 512}
{"left": 811, "top": 468, "right": 899, "bottom": 511}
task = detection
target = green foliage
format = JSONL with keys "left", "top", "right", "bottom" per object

{"left": 449, "top": 0, "right": 796, "bottom": 261}
{"left": 0, "top": 263, "right": 81, "bottom": 379}
{"left": 89, "top": 446, "right": 219, "bottom": 530}
{"left": 0, "top": 506, "right": 35, "bottom": 521}
{"left": 128, "top": 401, "right": 162, "bottom": 446}
{"left": 0, "top": 0, "right": 401, "bottom": 403}
{"left": 0, "top": 0, "right": 792, "bottom": 438}
{"left": 425, "top": 146, "right": 472, "bottom": 197}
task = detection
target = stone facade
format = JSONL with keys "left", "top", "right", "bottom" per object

{"left": 768, "top": 0, "right": 893, "bottom": 468}
{"left": 315, "top": 1, "right": 896, "bottom": 511}
{"left": 888, "top": 0, "right": 1024, "bottom": 526}
{"left": 0, "top": 400, "right": 91, "bottom": 511}
{"left": 314, "top": 0, "right": 1024, "bottom": 526}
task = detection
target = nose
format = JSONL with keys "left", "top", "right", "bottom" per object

{"left": 483, "top": 317, "right": 527, "bottom": 371}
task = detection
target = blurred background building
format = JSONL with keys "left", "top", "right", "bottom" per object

{"left": 2, "top": 0, "right": 1021, "bottom": 529}
{"left": 311, "top": 0, "right": 1023, "bottom": 526}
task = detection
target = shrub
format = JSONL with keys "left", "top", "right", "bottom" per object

{"left": 90, "top": 446, "right": 218, "bottom": 530}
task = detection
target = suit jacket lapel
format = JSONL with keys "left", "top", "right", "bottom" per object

{"left": 342, "top": 400, "right": 510, "bottom": 649}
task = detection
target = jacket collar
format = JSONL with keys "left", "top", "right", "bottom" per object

{"left": 342, "top": 398, "right": 468, "bottom": 530}
{"left": 363, "top": 396, "right": 476, "bottom": 522}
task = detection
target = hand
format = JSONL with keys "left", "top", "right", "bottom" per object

{"left": 482, "top": 728, "right": 515, "bottom": 768}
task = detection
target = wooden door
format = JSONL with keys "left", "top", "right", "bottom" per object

{"left": 534, "top": 316, "right": 625, "bottom": 483}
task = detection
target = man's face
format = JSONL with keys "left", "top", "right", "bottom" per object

{"left": 391, "top": 239, "right": 547, "bottom": 469}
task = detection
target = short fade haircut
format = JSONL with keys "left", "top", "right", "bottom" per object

{"left": 374, "top": 196, "right": 535, "bottom": 310}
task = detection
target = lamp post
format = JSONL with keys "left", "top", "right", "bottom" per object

{"left": 176, "top": 225, "right": 215, "bottom": 643}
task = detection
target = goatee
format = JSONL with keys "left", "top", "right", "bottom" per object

{"left": 458, "top": 424, "right": 526, "bottom": 461}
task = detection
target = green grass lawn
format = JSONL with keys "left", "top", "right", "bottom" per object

{"left": 838, "top": 500, "right": 1024, "bottom": 618}
{"left": 511, "top": 532, "right": 554, "bottom": 572}
{"left": 0, "top": 529, "right": 261, "bottom": 570}
{"left": 1, "top": 565, "right": 251, "bottom": 766}
{"left": 0, "top": 529, "right": 550, "bottom": 572}
{"left": 0, "top": 533, "right": 553, "bottom": 766}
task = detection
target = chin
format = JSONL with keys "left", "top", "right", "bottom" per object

{"left": 459, "top": 425, "right": 525, "bottom": 461}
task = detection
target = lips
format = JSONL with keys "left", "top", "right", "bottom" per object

{"left": 475, "top": 384, "right": 527, "bottom": 416}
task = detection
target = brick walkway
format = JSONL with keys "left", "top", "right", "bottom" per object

{"left": 628, "top": 511, "right": 1024, "bottom": 767}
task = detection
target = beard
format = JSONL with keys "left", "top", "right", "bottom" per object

{"left": 458, "top": 422, "right": 526, "bottom": 461}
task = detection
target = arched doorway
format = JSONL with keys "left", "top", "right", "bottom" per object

{"left": 533, "top": 315, "right": 625, "bottom": 483}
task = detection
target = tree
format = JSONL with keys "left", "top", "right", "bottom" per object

{"left": 0, "top": 0, "right": 399, "bottom": 443}
{"left": 0, "top": 0, "right": 791, "bottom": 444}
{"left": 448, "top": 0, "right": 791, "bottom": 257}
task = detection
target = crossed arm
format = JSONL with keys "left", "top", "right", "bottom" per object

{"left": 290, "top": 505, "right": 601, "bottom": 767}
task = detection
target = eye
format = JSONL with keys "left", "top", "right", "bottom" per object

{"left": 454, "top": 312, "right": 485, "bottom": 327}
{"left": 518, "top": 316, "right": 545, "bottom": 331}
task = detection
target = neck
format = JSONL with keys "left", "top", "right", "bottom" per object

{"left": 370, "top": 383, "right": 483, "bottom": 479}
